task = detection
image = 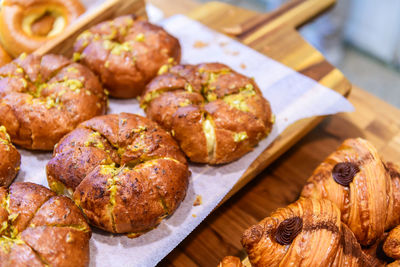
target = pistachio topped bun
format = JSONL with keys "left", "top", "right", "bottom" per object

{"left": 73, "top": 15, "right": 181, "bottom": 98}
{"left": 141, "top": 63, "right": 274, "bottom": 164}
{"left": 47, "top": 113, "right": 189, "bottom": 236}
{"left": 0, "top": 53, "right": 107, "bottom": 150}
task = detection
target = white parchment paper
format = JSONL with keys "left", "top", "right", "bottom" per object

{"left": 15, "top": 14, "right": 354, "bottom": 267}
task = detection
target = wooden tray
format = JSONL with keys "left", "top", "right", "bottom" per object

{"left": 31, "top": 0, "right": 351, "bottom": 264}
{"left": 35, "top": 0, "right": 350, "bottom": 205}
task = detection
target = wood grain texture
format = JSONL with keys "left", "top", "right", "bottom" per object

{"left": 35, "top": 0, "right": 147, "bottom": 57}
{"left": 147, "top": 0, "right": 400, "bottom": 266}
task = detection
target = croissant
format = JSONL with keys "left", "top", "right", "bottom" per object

{"left": 384, "top": 225, "right": 400, "bottom": 260}
{"left": 241, "top": 197, "right": 378, "bottom": 266}
{"left": 218, "top": 256, "right": 244, "bottom": 267}
{"left": 301, "top": 138, "right": 400, "bottom": 246}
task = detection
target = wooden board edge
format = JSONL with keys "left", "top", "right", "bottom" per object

{"left": 35, "top": 0, "right": 146, "bottom": 57}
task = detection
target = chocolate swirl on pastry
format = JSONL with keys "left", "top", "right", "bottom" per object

{"left": 302, "top": 138, "right": 400, "bottom": 246}
{"left": 275, "top": 217, "right": 303, "bottom": 245}
{"left": 241, "top": 198, "right": 377, "bottom": 267}
{"left": 332, "top": 162, "right": 360, "bottom": 186}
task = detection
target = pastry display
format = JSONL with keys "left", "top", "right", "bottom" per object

{"left": 218, "top": 256, "right": 244, "bottom": 267}
{"left": 0, "top": 126, "right": 20, "bottom": 187}
{"left": 73, "top": 15, "right": 181, "bottom": 98}
{"left": 0, "top": 182, "right": 91, "bottom": 266}
{"left": 0, "top": 53, "right": 107, "bottom": 150}
{"left": 301, "top": 138, "right": 400, "bottom": 246}
{"left": 241, "top": 197, "right": 378, "bottom": 267}
{"left": 384, "top": 225, "right": 400, "bottom": 260}
{"left": 46, "top": 113, "right": 190, "bottom": 236}
{"left": 0, "top": 0, "right": 85, "bottom": 57}
{"left": 0, "top": 45, "right": 11, "bottom": 67}
{"left": 140, "top": 63, "right": 274, "bottom": 164}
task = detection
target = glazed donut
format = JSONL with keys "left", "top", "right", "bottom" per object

{"left": 0, "top": 126, "right": 20, "bottom": 187}
{"left": 0, "top": 0, "right": 85, "bottom": 57}
{"left": 0, "top": 45, "right": 12, "bottom": 67}
{"left": 0, "top": 182, "right": 91, "bottom": 266}
{"left": 0, "top": 53, "right": 107, "bottom": 150}
{"left": 73, "top": 15, "right": 181, "bottom": 98}
{"left": 140, "top": 63, "right": 274, "bottom": 164}
{"left": 46, "top": 113, "right": 190, "bottom": 236}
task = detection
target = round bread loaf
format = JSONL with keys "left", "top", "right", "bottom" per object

{"left": 0, "top": 53, "right": 108, "bottom": 151}
{"left": 0, "top": 0, "right": 85, "bottom": 57}
{"left": 0, "top": 126, "right": 20, "bottom": 187}
{"left": 46, "top": 113, "right": 190, "bottom": 236}
{"left": 73, "top": 15, "right": 181, "bottom": 98}
{"left": 0, "top": 182, "right": 91, "bottom": 267}
{"left": 140, "top": 63, "right": 274, "bottom": 164}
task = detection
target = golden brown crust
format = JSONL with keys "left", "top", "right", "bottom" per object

{"left": 0, "top": 0, "right": 85, "bottom": 57}
{"left": 141, "top": 63, "right": 274, "bottom": 164}
{"left": 241, "top": 198, "right": 377, "bottom": 267}
{"left": 0, "top": 54, "right": 107, "bottom": 150}
{"left": 0, "top": 126, "right": 20, "bottom": 187}
{"left": 388, "top": 261, "right": 400, "bottom": 267}
{"left": 0, "top": 182, "right": 91, "bottom": 267}
{"left": 0, "top": 45, "right": 11, "bottom": 67}
{"left": 301, "top": 138, "right": 400, "bottom": 246}
{"left": 384, "top": 225, "right": 400, "bottom": 260}
{"left": 73, "top": 15, "right": 181, "bottom": 98}
{"left": 218, "top": 256, "right": 243, "bottom": 267}
{"left": 47, "top": 113, "right": 190, "bottom": 235}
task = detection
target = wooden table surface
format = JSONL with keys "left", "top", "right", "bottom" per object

{"left": 147, "top": 0, "right": 400, "bottom": 266}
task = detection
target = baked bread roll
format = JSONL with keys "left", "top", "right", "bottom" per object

{"left": 46, "top": 113, "right": 189, "bottom": 236}
{"left": 73, "top": 15, "right": 181, "bottom": 98}
{"left": 0, "top": 0, "right": 85, "bottom": 57}
{"left": 241, "top": 197, "right": 378, "bottom": 267}
{"left": 0, "top": 182, "right": 91, "bottom": 266}
{"left": 0, "top": 53, "right": 107, "bottom": 150}
{"left": 384, "top": 225, "right": 400, "bottom": 260}
{"left": 0, "top": 126, "right": 20, "bottom": 187}
{"left": 218, "top": 256, "right": 243, "bottom": 267}
{"left": 140, "top": 63, "right": 274, "bottom": 164}
{"left": 301, "top": 138, "right": 400, "bottom": 246}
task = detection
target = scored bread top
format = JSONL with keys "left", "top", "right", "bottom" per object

{"left": 141, "top": 63, "right": 274, "bottom": 164}
{"left": 47, "top": 113, "right": 190, "bottom": 235}
{"left": 0, "top": 182, "right": 91, "bottom": 267}
{"left": 0, "top": 53, "right": 107, "bottom": 150}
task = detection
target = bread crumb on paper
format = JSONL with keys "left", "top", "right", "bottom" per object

{"left": 192, "top": 214, "right": 197, "bottom": 218}
{"left": 240, "top": 63, "right": 246, "bottom": 69}
{"left": 193, "top": 195, "right": 202, "bottom": 206}
{"left": 193, "top": 41, "right": 208, "bottom": 48}
{"left": 219, "top": 41, "right": 228, "bottom": 47}
{"left": 224, "top": 49, "right": 240, "bottom": 56}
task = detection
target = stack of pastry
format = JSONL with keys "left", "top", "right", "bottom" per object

{"left": 219, "top": 138, "right": 400, "bottom": 266}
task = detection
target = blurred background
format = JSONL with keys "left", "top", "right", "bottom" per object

{"left": 185, "top": 0, "right": 400, "bottom": 107}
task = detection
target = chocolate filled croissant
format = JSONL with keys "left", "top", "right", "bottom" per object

{"left": 384, "top": 225, "right": 400, "bottom": 260}
{"left": 241, "top": 198, "right": 377, "bottom": 267}
{"left": 301, "top": 138, "right": 400, "bottom": 246}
